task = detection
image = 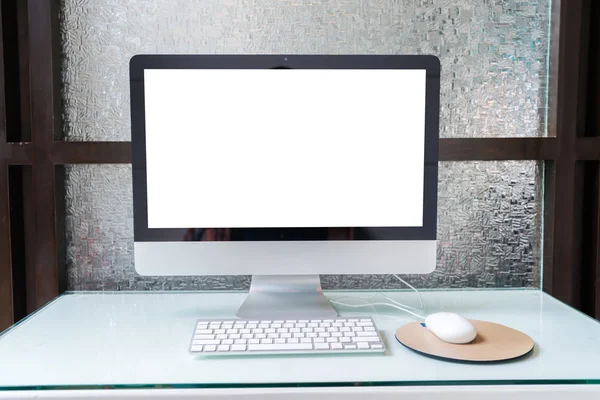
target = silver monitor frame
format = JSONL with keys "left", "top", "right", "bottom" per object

{"left": 130, "top": 55, "right": 440, "bottom": 318}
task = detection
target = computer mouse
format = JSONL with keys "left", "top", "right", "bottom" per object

{"left": 424, "top": 312, "right": 477, "bottom": 344}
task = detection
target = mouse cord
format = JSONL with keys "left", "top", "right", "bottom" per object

{"left": 329, "top": 274, "right": 426, "bottom": 320}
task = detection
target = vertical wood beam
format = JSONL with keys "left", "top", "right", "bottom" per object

{"left": 24, "top": 0, "right": 61, "bottom": 312}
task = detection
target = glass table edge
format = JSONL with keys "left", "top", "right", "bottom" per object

{"left": 1, "top": 380, "right": 599, "bottom": 392}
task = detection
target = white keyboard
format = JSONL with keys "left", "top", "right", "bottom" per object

{"left": 189, "top": 317, "right": 385, "bottom": 355}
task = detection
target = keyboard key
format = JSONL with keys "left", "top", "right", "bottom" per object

{"left": 320, "top": 323, "right": 331, "bottom": 328}
{"left": 195, "top": 334, "right": 215, "bottom": 340}
{"left": 267, "top": 333, "right": 278, "bottom": 339}
{"left": 357, "top": 331, "right": 378, "bottom": 337}
{"left": 318, "top": 332, "right": 330, "bottom": 338}
{"left": 190, "top": 345, "right": 203, "bottom": 352}
{"left": 344, "top": 345, "right": 357, "bottom": 350}
{"left": 332, "top": 323, "right": 343, "bottom": 327}
{"left": 331, "top": 332, "right": 343, "bottom": 337}
{"left": 281, "top": 333, "right": 292, "bottom": 338}
{"left": 261, "top": 338, "right": 273, "bottom": 344}
{"left": 310, "top": 320, "right": 321, "bottom": 323}
{"left": 360, "top": 319, "right": 371, "bottom": 322}
{"left": 249, "top": 321, "right": 260, "bottom": 324}
{"left": 327, "top": 327, "right": 338, "bottom": 333}
{"left": 215, "top": 329, "right": 226, "bottom": 334}
{"left": 272, "top": 324, "right": 282, "bottom": 329}
{"left": 242, "top": 334, "right": 253, "bottom": 339}
{"left": 290, "top": 328, "right": 301, "bottom": 333}
{"left": 196, "top": 329, "right": 213, "bottom": 335}
{"left": 324, "top": 319, "right": 334, "bottom": 323}
{"left": 314, "top": 338, "right": 325, "bottom": 343}
{"left": 254, "top": 328, "right": 264, "bottom": 334}
{"left": 229, "top": 334, "right": 241, "bottom": 339}
{"left": 344, "top": 322, "right": 355, "bottom": 327}
{"left": 265, "top": 328, "right": 276, "bottom": 333}
{"left": 344, "top": 332, "right": 356, "bottom": 337}
{"left": 195, "top": 339, "right": 220, "bottom": 345}
{"left": 300, "top": 338, "right": 312, "bottom": 343}
{"left": 274, "top": 320, "right": 284, "bottom": 324}
{"left": 340, "top": 327, "right": 350, "bottom": 332}
{"left": 283, "top": 323, "right": 294, "bottom": 328}
{"left": 315, "top": 328, "right": 326, "bottom": 333}
{"left": 348, "top": 319, "right": 359, "bottom": 322}
{"left": 204, "top": 345, "right": 217, "bottom": 352}
{"left": 331, "top": 343, "right": 343, "bottom": 350}
{"left": 255, "top": 333, "right": 266, "bottom": 339}
{"left": 275, "top": 339, "right": 286, "bottom": 344}
{"left": 231, "top": 344, "right": 246, "bottom": 351}
{"left": 226, "top": 329, "right": 238, "bottom": 334}
{"left": 248, "top": 339, "right": 260, "bottom": 344}
{"left": 326, "top": 337, "right": 338, "bottom": 343}
{"left": 258, "top": 324, "right": 269, "bottom": 329}
{"left": 356, "top": 322, "right": 373, "bottom": 327}
{"left": 357, "top": 342, "right": 369, "bottom": 349}
{"left": 293, "top": 333, "right": 304, "bottom": 338}
{"left": 306, "top": 333, "right": 317, "bottom": 338}
{"left": 222, "top": 339, "right": 234, "bottom": 345}
{"left": 352, "top": 336, "right": 380, "bottom": 343}
{"left": 234, "top": 324, "right": 245, "bottom": 329}
{"left": 302, "top": 328, "right": 313, "bottom": 333}
{"left": 371, "top": 344, "right": 384, "bottom": 349}
{"left": 364, "top": 327, "right": 376, "bottom": 332}
{"left": 240, "top": 329, "right": 251, "bottom": 334}
{"left": 297, "top": 323, "right": 307, "bottom": 328}
{"left": 235, "top": 339, "right": 247, "bottom": 344}
{"left": 217, "top": 345, "right": 230, "bottom": 352}
{"left": 277, "top": 328, "right": 288, "bottom": 333}
{"left": 247, "top": 324, "right": 257, "bottom": 329}
{"left": 248, "top": 343, "right": 313, "bottom": 351}
{"left": 308, "top": 323, "right": 319, "bottom": 328}
{"left": 216, "top": 334, "right": 227, "bottom": 339}
{"left": 223, "top": 321, "right": 235, "bottom": 324}
{"left": 285, "top": 320, "right": 297, "bottom": 324}
{"left": 288, "top": 338, "right": 299, "bottom": 343}
{"left": 298, "top": 320, "right": 309, "bottom": 323}
{"left": 222, "top": 325, "right": 233, "bottom": 330}
{"left": 340, "top": 337, "right": 351, "bottom": 343}
{"left": 315, "top": 343, "right": 329, "bottom": 350}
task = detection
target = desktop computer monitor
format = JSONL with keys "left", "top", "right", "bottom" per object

{"left": 130, "top": 55, "right": 440, "bottom": 319}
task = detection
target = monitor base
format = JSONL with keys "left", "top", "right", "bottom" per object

{"left": 236, "top": 275, "right": 338, "bottom": 319}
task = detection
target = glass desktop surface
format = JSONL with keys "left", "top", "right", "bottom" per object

{"left": 0, "top": 290, "right": 599, "bottom": 390}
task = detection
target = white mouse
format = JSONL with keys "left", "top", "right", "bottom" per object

{"left": 424, "top": 312, "right": 477, "bottom": 344}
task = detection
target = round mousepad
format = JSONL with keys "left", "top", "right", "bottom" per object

{"left": 395, "top": 320, "right": 534, "bottom": 363}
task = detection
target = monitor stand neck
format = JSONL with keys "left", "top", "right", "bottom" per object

{"left": 236, "top": 275, "right": 338, "bottom": 320}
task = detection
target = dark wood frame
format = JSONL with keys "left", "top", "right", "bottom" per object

{"left": 1, "top": 0, "right": 600, "bottom": 329}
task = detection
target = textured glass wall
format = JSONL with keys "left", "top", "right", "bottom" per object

{"left": 65, "top": 161, "right": 542, "bottom": 290}
{"left": 60, "top": 0, "right": 549, "bottom": 290}
{"left": 60, "top": 0, "right": 551, "bottom": 141}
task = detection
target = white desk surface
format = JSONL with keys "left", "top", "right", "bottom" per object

{"left": 0, "top": 289, "right": 599, "bottom": 396}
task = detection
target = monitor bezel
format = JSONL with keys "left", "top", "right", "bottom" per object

{"left": 130, "top": 55, "right": 440, "bottom": 242}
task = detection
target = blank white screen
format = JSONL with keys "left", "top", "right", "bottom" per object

{"left": 144, "top": 69, "right": 426, "bottom": 228}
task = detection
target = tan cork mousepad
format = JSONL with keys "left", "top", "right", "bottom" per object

{"left": 395, "top": 320, "right": 534, "bottom": 362}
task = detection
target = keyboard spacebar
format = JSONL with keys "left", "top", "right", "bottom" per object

{"left": 248, "top": 343, "right": 313, "bottom": 351}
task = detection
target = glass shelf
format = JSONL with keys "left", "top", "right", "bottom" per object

{"left": 0, "top": 289, "right": 599, "bottom": 390}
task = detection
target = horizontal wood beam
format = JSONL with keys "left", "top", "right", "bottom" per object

{"left": 51, "top": 141, "right": 132, "bottom": 164}
{"left": 576, "top": 137, "right": 600, "bottom": 160}
{"left": 439, "top": 137, "right": 557, "bottom": 161}
{"left": 2, "top": 142, "right": 32, "bottom": 165}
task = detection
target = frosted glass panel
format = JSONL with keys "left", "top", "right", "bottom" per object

{"left": 60, "top": 0, "right": 551, "bottom": 141}
{"left": 64, "top": 161, "right": 542, "bottom": 290}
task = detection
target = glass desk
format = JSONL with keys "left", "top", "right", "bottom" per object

{"left": 0, "top": 290, "right": 599, "bottom": 399}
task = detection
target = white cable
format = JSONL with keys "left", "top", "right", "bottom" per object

{"left": 329, "top": 299, "right": 426, "bottom": 320}
{"left": 393, "top": 274, "right": 423, "bottom": 310}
